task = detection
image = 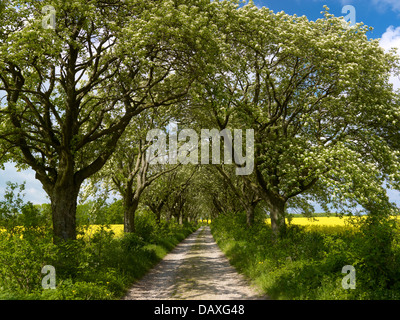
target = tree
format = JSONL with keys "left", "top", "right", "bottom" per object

{"left": 0, "top": 0, "right": 210, "bottom": 242}
{"left": 143, "top": 169, "right": 179, "bottom": 224}
{"left": 192, "top": 3, "right": 400, "bottom": 236}
{"left": 212, "top": 165, "right": 260, "bottom": 227}
{"left": 143, "top": 165, "right": 201, "bottom": 223}
{"left": 95, "top": 110, "right": 181, "bottom": 233}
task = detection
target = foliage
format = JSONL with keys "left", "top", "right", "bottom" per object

{"left": 76, "top": 199, "right": 124, "bottom": 225}
{"left": 142, "top": 165, "right": 205, "bottom": 223}
{"left": 0, "top": 218, "right": 198, "bottom": 299}
{"left": 0, "top": 0, "right": 212, "bottom": 241}
{"left": 1, "top": 0, "right": 400, "bottom": 301}
{"left": 189, "top": 2, "right": 400, "bottom": 234}
{"left": 0, "top": 182, "right": 25, "bottom": 230}
{"left": 352, "top": 215, "right": 400, "bottom": 294}
{"left": 0, "top": 182, "right": 50, "bottom": 234}
{"left": 0, "top": 185, "right": 198, "bottom": 299}
{"left": 211, "top": 211, "right": 400, "bottom": 299}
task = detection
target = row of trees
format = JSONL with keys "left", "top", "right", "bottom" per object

{"left": 1, "top": 0, "right": 400, "bottom": 242}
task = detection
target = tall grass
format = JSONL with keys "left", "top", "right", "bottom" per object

{"left": 211, "top": 212, "right": 400, "bottom": 300}
{"left": 0, "top": 216, "right": 198, "bottom": 300}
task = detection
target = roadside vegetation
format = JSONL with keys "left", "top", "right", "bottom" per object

{"left": 0, "top": 186, "right": 198, "bottom": 300}
{"left": 1, "top": 0, "right": 400, "bottom": 301}
{"left": 211, "top": 211, "right": 400, "bottom": 300}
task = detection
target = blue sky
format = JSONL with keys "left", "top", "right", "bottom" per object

{"left": 255, "top": 0, "right": 400, "bottom": 39}
{"left": 1, "top": 0, "right": 400, "bottom": 206}
{"left": 255, "top": 1, "right": 400, "bottom": 90}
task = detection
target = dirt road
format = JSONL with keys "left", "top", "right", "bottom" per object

{"left": 123, "top": 226, "right": 267, "bottom": 300}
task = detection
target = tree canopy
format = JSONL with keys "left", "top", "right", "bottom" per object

{"left": 1, "top": 0, "right": 400, "bottom": 240}
{"left": 188, "top": 3, "right": 400, "bottom": 234}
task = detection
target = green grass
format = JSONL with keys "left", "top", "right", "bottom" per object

{"left": 211, "top": 212, "right": 400, "bottom": 300}
{"left": 0, "top": 220, "right": 198, "bottom": 300}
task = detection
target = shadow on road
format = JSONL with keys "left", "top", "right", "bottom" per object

{"left": 123, "top": 226, "right": 268, "bottom": 300}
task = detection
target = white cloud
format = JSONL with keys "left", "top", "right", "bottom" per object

{"left": 380, "top": 26, "right": 400, "bottom": 91}
{"left": 372, "top": 0, "right": 400, "bottom": 13}
{"left": 0, "top": 162, "right": 48, "bottom": 204}
{"left": 386, "top": 188, "right": 400, "bottom": 207}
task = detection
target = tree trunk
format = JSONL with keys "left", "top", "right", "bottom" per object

{"left": 148, "top": 200, "right": 165, "bottom": 225}
{"left": 155, "top": 209, "right": 162, "bottom": 224}
{"left": 269, "top": 195, "right": 286, "bottom": 237}
{"left": 50, "top": 183, "right": 80, "bottom": 243}
{"left": 178, "top": 213, "right": 182, "bottom": 225}
{"left": 246, "top": 205, "right": 255, "bottom": 228}
{"left": 124, "top": 197, "right": 140, "bottom": 233}
{"left": 255, "top": 168, "right": 287, "bottom": 237}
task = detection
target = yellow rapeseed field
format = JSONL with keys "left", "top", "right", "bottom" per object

{"left": 199, "top": 219, "right": 212, "bottom": 224}
{"left": 290, "top": 217, "right": 355, "bottom": 233}
{"left": 0, "top": 225, "right": 125, "bottom": 239}
{"left": 265, "top": 216, "right": 358, "bottom": 234}
{"left": 289, "top": 216, "right": 349, "bottom": 226}
{"left": 80, "top": 224, "right": 124, "bottom": 239}
{"left": 265, "top": 216, "right": 351, "bottom": 226}
{"left": 82, "top": 218, "right": 354, "bottom": 238}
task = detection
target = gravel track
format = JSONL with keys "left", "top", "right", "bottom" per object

{"left": 123, "top": 226, "right": 267, "bottom": 300}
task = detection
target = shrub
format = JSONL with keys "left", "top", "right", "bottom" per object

{"left": 353, "top": 215, "right": 400, "bottom": 293}
{"left": 40, "top": 279, "right": 113, "bottom": 300}
{"left": 0, "top": 183, "right": 199, "bottom": 300}
{"left": 211, "top": 211, "right": 400, "bottom": 300}
{"left": 0, "top": 231, "right": 56, "bottom": 294}
{"left": 0, "top": 217, "right": 198, "bottom": 299}
{"left": 135, "top": 211, "right": 157, "bottom": 243}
